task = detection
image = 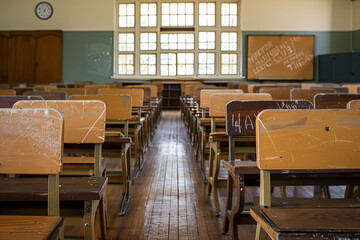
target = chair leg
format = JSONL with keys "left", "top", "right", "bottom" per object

{"left": 207, "top": 144, "right": 215, "bottom": 195}
{"left": 255, "top": 224, "right": 268, "bottom": 240}
{"left": 83, "top": 200, "right": 99, "bottom": 240}
{"left": 211, "top": 146, "right": 221, "bottom": 216}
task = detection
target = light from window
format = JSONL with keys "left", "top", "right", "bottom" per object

{"left": 221, "top": 3, "right": 237, "bottom": 27}
{"left": 141, "top": 3, "right": 157, "bottom": 27}
{"left": 119, "top": 4, "right": 135, "bottom": 27}
{"left": 118, "top": 54, "right": 134, "bottom": 75}
{"left": 140, "top": 33, "right": 157, "bottom": 50}
{"left": 198, "top": 53, "right": 215, "bottom": 75}
{"left": 140, "top": 54, "right": 156, "bottom": 75}
{"left": 118, "top": 33, "right": 134, "bottom": 52}
{"left": 221, "top": 32, "right": 237, "bottom": 51}
{"left": 160, "top": 53, "right": 176, "bottom": 76}
{"left": 199, "top": 3, "right": 215, "bottom": 26}
{"left": 160, "top": 33, "right": 194, "bottom": 50}
{"left": 162, "top": 3, "right": 194, "bottom": 26}
{"left": 177, "top": 53, "right": 194, "bottom": 75}
{"left": 199, "top": 32, "right": 215, "bottom": 50}
{"left": 221, "top": 53, "right": 237, "bottom": 74}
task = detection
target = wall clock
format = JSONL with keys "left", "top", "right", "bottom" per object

{"left": 35, "top": 2, "right": 53, "bottom": 20}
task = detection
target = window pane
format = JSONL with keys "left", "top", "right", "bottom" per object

{"left": 177, "top": 53, "right": 194, "bottom": 75}
{"left": 141, "top": 3, "right": 157, "bottom": 27}
{"left": 199, "top": 32, "right": 215, "bottom": 50}
{"left": 162, "top": 3, "right": 194, "bottom": 27}
{"left": 119, "top": 4, "right": 135, "bottom": 28}
{"left": 160, "top": 53, "right": 176, "bottom": 76}
{"left": 221, "top": 54, "right": 237, "bottom": 75}
{"left": 118, "top": 33, "right": 135, "bottom": 52}
{"left": 199, "top": 3, "right": 215, "bottom": 26}
{"left": 140, "top": 33, "right": 157, "bottom": 50}
{"left": 140, "top": 54, "right": 156, "bottom": 75}
{"left": 221, "top": 32, "right": 237, "bottom": 51}
{"left": 118, "top": 54, "right": 134, "bottom": 75}
{"left": 198, "top": 53, "right": 215, "bottom": 75}
{"left": 221, "top": 3, "right": 237, "bottom": 27}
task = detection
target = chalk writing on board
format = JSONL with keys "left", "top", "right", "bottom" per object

{"left": 248, "top": 36, "right": 313, "bottom": 75}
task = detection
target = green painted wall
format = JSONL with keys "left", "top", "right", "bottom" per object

{"left": 353, "top": 30, "right": 360, "bottom": 51}
{"left": 242, "top": 31, "right": 352, "bottom": 81}
{"left": 62, "top": 31, "right": 113, "bottom": 83}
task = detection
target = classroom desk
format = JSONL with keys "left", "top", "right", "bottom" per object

{"left": 0, "top": 215, "right": 64, "bottom": 240}
{"left": 250, "top": 206, "right": 360, "bottom": 239}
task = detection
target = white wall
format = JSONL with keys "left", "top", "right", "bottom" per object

{"left": 353, "top": 0, "right": 360, "bottom": 30}
{"left": 242, "top": 0, "right": 352, "bottom": 31}
{"left": 0, "top": 0, "right": 114, "bottom": 30}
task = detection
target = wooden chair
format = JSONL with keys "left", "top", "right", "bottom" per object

{"left": 12, "top": 100, "right": 108, "bottom": 239}
{"left": 23, "top": 90, "right": 67, "bottom": 100}
{"left": 222, "top": 100, "right": 313, "bottom": 239}
{"left": 0, "top": 89, "right": 15, "bottom": 95}
{"left": 314, "top": 93, "right": 360, "bottom": 109}
{"left": 259, "top": 87, "right": 294, "bottom": 100}
{"left": 97, "top": 88, "right": 146, "bottom": 176}
{"left": 0, "top": 95, "right": 43, "bottom": 108}
{"left": 68, "top": 94, "right": 133, "bottom": 215}
{"left": 206, "top": 93, "right": 272, "bottom": 216}
{"left": 12, "top": 87, "right": 35, "bottom": 95}
{"left": 252, "top": 109, "right": 360, "bottom": 240}
{"left": 84, "top": 84, "right": 109, "bottom": 94}
{"left": 0, "top": 108, "right": 65, "bottom": 239}
{"left": 51, "top": 88, "right": 87, "bottom": 98}
{"left": 290, "top": 88, "right": 335, "bottom": 104}
{"left": 196, "top": 89, "right": 243, "bottom": 173}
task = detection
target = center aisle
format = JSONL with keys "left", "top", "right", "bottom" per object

{"left": 107, "top": 110, "right": 227, "bottom": 239}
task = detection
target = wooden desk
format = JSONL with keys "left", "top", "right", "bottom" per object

{"left": 0, "top": 215, "right": 64, "bottom": 240}
{"left": 251, "top": 207, "right": 360, "bottom": 239}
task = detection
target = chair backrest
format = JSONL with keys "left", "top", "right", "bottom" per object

{"left": 314, "top": 93, "right": 360, "bottom": 109}
{"left": 0, "top": 96, "right": 43, "bottom": 108}
{"left": 136, "top": 84, "right": 158, "bottom": 98}
{"left": 200, "top": 89, "right": 244, "bottom": 109}
{"left": 180, "top": 82, "right": 202, "bottom": 95}
{"left": 13, "top": 100, "right": 105, "bottom": 144}
{"left": 51, "top": 88, "right": 87, "bottom": 98}
{"left": 12, "top": 87, "right": 35, "bottom": 95}
{"left": 123, "top": 86, "right": 151, "bottom": 103}
{"left": 0, "top": 108, "right": 63, "bottom": 174}
{"left": 84, "top": 84, "right": 110, "bottom": 94}
{"left": 210, "top": 93, "right": 272, "bottom": 117}
{"left": 69, "top": 94, "right": 132, "bottom": 121}
{"left": 290, "top": 88, "right": 335, "bottom": 103}
{"left": 256, "top": 109, "right": 360, "bottom": 170}
{"left": 259, "top": 87, "right": 294, "bottom": 100}
{"left": 347, "top": 99, "right": 360, "bottom": 109}
{"left": 98, "top": 88, "right": 144, "bottom": 108}
{"left": 341, "top": 84, "right": 360, "bottom": 94}
{"left": 23, "top": 91, "right": 67, "bottom": 100}
{"left": 226, "top": 100, "right": 313, "bottom": 137}
{"left": 184, "top": 84, "right": 205, "bottom": 97}
{"left": 0, "top": 84, "right": 10, "bottom": 89}
{"left": 0, "top": 89, "right": 16, "bottom": 95}
{"left": 0, "top": 108, "right": 63, "bottom": 216}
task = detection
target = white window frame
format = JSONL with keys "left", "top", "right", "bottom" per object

{"left": 114, "top": 0, "right": 242, "bottom": 79}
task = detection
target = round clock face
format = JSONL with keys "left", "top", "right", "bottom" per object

{"left": 35, "top": 2, "right": 53, "bottom": 20}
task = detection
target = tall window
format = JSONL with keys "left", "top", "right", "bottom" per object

{"left": 115, "top": 1, "right": 240, "bottom": 78}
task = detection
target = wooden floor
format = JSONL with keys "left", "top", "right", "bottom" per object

{"left": 65, "top": 110, "right": 347, "bottom": 240}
